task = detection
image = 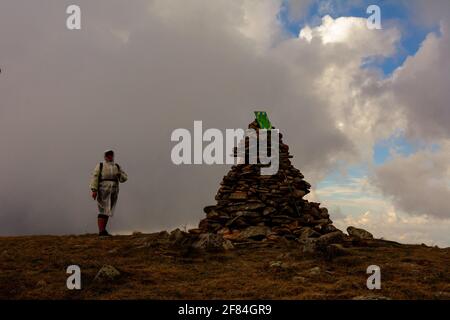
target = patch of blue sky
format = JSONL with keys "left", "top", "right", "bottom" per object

{"left": 373, "top": 134, "right": 415, "bottom": 164}
{"left": 317, "top": 162, "right": 369, "bottom": 189}
{"left": 277, "top": 1, "right": 305, "bottom": 37}
{"left": 278, "top": 0, "right": 333, "bottom": 37}
{"left": 361, "top": 23, "right": 437, "bottom": 76}
{"left": 373, "top": 133, "right": 441, "bottom": 165}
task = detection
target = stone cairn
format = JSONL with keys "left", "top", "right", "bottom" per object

{"left": 194, "top": 119, "right": 343, "bottom": 244}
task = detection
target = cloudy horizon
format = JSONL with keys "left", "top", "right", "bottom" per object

{"left": 1, "top": 0, "right": 449, "bottom": 247}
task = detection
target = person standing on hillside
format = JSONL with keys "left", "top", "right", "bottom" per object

{"left": 90, "top": 150, "right": 128, "bottom": 236}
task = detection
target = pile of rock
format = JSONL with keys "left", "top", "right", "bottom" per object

{"left": 194, "top": 119, "right": 343, "bottom": 244}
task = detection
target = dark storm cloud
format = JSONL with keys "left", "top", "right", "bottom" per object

{"left": 0, "top": 0, "right": 354, "bottom": 235}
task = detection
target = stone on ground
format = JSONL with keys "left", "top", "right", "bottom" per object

{"left": 347, "top": 226, "right": 374, "bottom": 240}
{"left": 94, "top": 265, "right": 121, "bottom": 282}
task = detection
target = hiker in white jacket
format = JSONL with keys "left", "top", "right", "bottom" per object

{"left": 90, "top": 150, "right": 128, "bottom": 236}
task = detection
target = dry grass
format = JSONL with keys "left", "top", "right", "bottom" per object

{"left": 0, "top": 233, "right": 449, "bottom": 300}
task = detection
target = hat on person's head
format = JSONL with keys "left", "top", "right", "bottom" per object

{"left": 104, "top": 149, "right": 115, "bottom": 157}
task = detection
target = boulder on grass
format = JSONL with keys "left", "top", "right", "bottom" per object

{"left": 94, "top": 265, "right": 121, "bottom": 282}
{"left": 347, "top": 226, "right": 373, "bottom": 240}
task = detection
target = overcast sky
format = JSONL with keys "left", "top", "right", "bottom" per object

{"left": 0, "top": 0, "right": 449, "bottom": 246}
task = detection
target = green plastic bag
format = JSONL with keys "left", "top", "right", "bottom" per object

{"left": 254, "top": 111, "right": 272, "bottom": 129}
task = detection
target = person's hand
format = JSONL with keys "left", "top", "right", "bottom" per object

{"left": 92, "top": 191, "right": 97, "bottom": 200}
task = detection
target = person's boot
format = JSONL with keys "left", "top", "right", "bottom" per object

{"left": 98, "top": 215, "right": 108, "bottom": 236}
{"left": 103, "top": 216, "right": 112, "bottom": 236}
{"left": 97, "top": 216, "right": 103, "bottom": 235}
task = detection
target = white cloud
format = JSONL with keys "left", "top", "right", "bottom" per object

{"left": 300, "top": 15, "right": 399, "bottom": 54}
{"left": 302, "top": 4, "right": 450, "bottom": 246}
{"left": 296, "top": 16, "right": 404, "bottom": 165}
{"left": 238, "top": 0, "right": 284, "bottom": 48}
{"left": 360, "top": 14, "right": 450, "bottom": 224}
{"left": 370, "top": 144, "right": 450, "bottom": 219}
{"left": 390, "top": 23, "right": 450, "bottom": 141}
